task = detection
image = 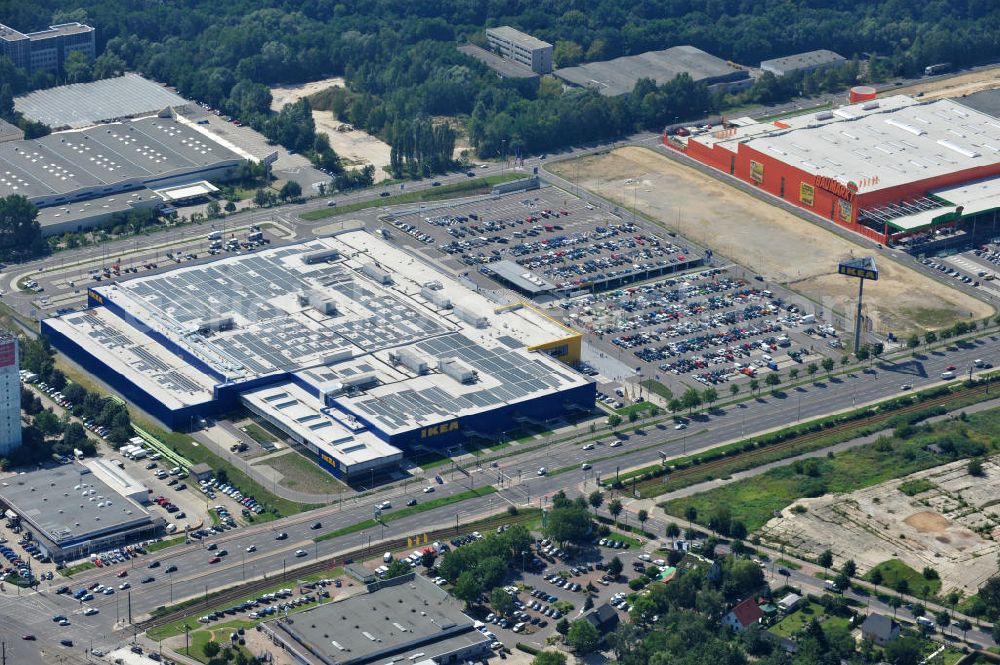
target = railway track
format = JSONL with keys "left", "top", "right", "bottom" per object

{"left": 135, "top": 510, "right": 532, "bottom": 631}
{"left": 632, "top": 379, "right": 994, "bottom": 496}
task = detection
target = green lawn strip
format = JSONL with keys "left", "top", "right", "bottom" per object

{"left": 300, "top": 174, "right": 525, "bottom": 221}
{"left": 624, "top": 381, "right": 996, "bottom": 499}
{"left": 615, "top": 401, "right": 659, "bottom": 417}
{"left": 60, "top": 561, "right": 96, "bottom": 577}
{"left": 898, "top": 478, "right": 935, "bottom": 496}
{"left": 252, "top": 451, "right": 347, "bottom": 493}
{"left": 604, "top": 531, "right": 643, "bottom": 548}
{"left": 661, "top": 406, "right": 1000, "bottom": 532}
{"left": 864, "top": 560, "right": 942, "bottom": 598}
{"left": 208, "top": 509, "right": 222, "bottom": 526}
{"left": 314, "top": 486, "right": 498, "bottom": 542}
{"left": 147, "top": 536, "right": 187, "bottom": 553}
{"left": 180, "top": 624, "right": 257, "bottom": 664}
{"left": 774, "top": 558, "right": 802, "bottom": 571}
{"left": 137, "top": 419, "right": 320, "bottom": 518}
{"left": 240, "top": 422, "right": 277, "bottom": 444}
{"left": 147, "top": 567, "right": 344, "bottom": 641}
{"left": 640, "top": 379, "right": 674, "bottom": 401}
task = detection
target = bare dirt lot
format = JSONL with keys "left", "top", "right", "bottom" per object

{"left": 760, "top": 457, "right": 1000, "bottom": 595}
{"left": 549, "top": 146, "right": 992, "bottom": 334}
{"left": 270, "top": 78, "right": 392, "bottom": 182}
{"left": 892, "top": 64, "right": 1000, "bottom": 101}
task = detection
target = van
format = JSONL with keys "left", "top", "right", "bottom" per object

{"left": 916, "top": 616, "right": 935, "bottom": 629}
{"left": 207, "top": 231, "right": 222, "bottom": 241}
{"left": 974, "top": 359, "right": 987, "bottom": 368}
{"left": 940, "top": 371, "right": 956, "bottom": 380}
{"left": 383, "top": 552, "right": 393, "bottom": 563}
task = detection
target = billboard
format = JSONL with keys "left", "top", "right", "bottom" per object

{"left": 799, "top": 182, "right": 815, "bottom": 206}
{"left": 838, "top": 256, "right": 878, "bottom": 280}
{"left": 750, "top": 160, "right": 764, "bottom": 184}
{"left": 837, "top": 198, "right": 853, "bottom": 223}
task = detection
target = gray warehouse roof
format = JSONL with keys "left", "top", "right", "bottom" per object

{"left": 555, "top": 45, "right": 747, "bottom": 96}
{"left": 268, "top": 574, "right": 488, "bottom": 665}
{"left": 0, "top": 463, "right": 155, "bottom": 545}
{"left": 15, "top": 74, "right": 189, "bottom": 129}
{"left": 0, "top": 116, "right": 244, "bottom": 203}
{"left": 760, "top": 49, "right": 846, "bottom": 76}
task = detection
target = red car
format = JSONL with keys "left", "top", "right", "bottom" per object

{"left": 208, "top": 556, "right": 221, "bottom": 564}
{"left": 946, "top": 365, "right": 957, "bottom": 371}
{"left": 117, "top": 570, "right": 128, "bottom": 578}
{"left": 22, "top": 635, "right": 35, "bottom": 641}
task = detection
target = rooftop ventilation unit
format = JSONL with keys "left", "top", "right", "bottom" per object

{"left": 302, "top": 248, "right": 340, "bottom": 265}
{"left": 420, "top": 287, "right": 452, "bottom": 309}
{"left": 815, "top": 111, "right": 834, "bottom": 121}
{"left": 439, "top": 357, "right": 477, "bottom": 384}
{"left": 454, "top": 305, "right": 488, "bottom": 329}
{"left": 360, "top": 263, "right": 392, "bottom": 285}
{"left": 390, "top": 348, "right": 429, "bottom": 375}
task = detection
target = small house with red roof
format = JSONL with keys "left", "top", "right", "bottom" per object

{"left": 722, "top": 597, "right": 764, "bottom": 632}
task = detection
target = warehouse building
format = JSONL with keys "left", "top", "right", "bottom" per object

{"left": 262, "top": 573, "right": 491, "bottom": 665}
{"left": 555, "top": 45, "right": 749, "bottom": 97}
{"left": 0, "top": 22, "right": 95, "bottom": 73}
{"left": 760, "top": 50, "right": 846, "bottom": 77}
{"left": 486, "top": 26, "right": 553, "bottom": 74}
{"left": 42, "top": 231, "right": 594, "bottom": 480}
{"left": 0, "top": 462, "right": 163, "bottom": 563}
{"left": 0, "top": 113, "right": 249, "bottom": 235}
{"left": 665, "top": 94, "right": 1000, "bottom": 246}
{"left": 14, "top": 74, "right": 190, "bottom": 130}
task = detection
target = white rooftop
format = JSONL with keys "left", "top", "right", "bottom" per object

{"left": 873, "top": 174, "right": 1000, "bottom": 231}
{"left": 693, "top": 95, "right": 1000, "bottom": 195}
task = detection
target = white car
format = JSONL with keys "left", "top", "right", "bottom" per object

{"left": 295, "top": 549, "right": 307, "bottom": 558}
{"left": 582, "top": 443, "right": 595, "bottom": 451}
{"left": 246, "top": 545, "right": 256, "bottom": 553}
{"left": 674, "top": 423, "right": 687, "bottom": 430}
{"left": 537, "top": 467, "right": 547, "bottom": 476}
{"left": 423, "top": 486, "right": 435, "bottom": 493}
{"left": 119, "top": 582, "right": 130, "bottom": 590}
{"left": 609, "top": 440, "right": 622, "bottom": 448}
{"left": 83, "top": 608, "right": 99, "bottom": 616}
{"left": 581, "top": 463, "right": 592, "bottom": 471}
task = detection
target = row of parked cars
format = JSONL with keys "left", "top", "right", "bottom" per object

{"left": 198, "top": 476, "right": 265, "bottom": 515}
{"left": 921, "top": 257, "right": 982, "bottom": 285}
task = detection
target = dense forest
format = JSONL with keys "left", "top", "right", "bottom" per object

{"left": 3, "top": 1, "right": 1000, "bottom": 161}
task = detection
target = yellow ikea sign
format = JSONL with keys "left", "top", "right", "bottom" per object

{"left": 421, "top": 421, "right": 459, "bottom": 438}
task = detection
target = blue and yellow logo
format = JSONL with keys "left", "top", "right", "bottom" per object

{"left": 421, "top": 421, "right": 459, "bottom": 439}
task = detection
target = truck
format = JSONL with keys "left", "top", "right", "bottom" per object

{"left": 924, "top": 63, "right": 951, "bottom": 76}
{"left": 207, "top": 230, "right": 222, "bottom": 241}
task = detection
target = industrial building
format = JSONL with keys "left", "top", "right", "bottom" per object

{"left": 458, "top": 44, "right": 539, "bottom": 80}
{"left": 261, "top": 573, "right": 491, "bottom": 665}
{"left": 554, "top": 45, "right": 749, "bottom": 97}
{"left": 0, "top": 330, "right": 21, "bottom": 457}
{"left": 0, "top": 112, "right": 249, "bottom": 235}
{"left": 0, "top": 461, "right": 164, "bottom": 563}
{"left": 14, "top": 74, "right": 190, "bottom": 130}
{"left": 485, "top": 26, "right": 553, "bottom": 75}
{"left": 42, "top": 231, "right": 594, "bottom": 480}
{"left": 759, "top": 50, "right": 846, "bottom": 77}
{"left": 0, "top": 22, "right": 95, "bottom": 73}
{"left": 664, "top": 94, "right": 1000, "bottom": 246}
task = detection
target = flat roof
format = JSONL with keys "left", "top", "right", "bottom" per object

{"left": 487, "top": 259, "right": 556, "bottom": 293}
{"left": 241, "top": 381, "right": 402, "bottom": 469}
{"left": 46, "top": 231, "right": 587, "bottom": 415}
{"left": 486, "top": 26, "right": 551, "bottom": 50}
{"left": 269, "top": 575, "right": 488, "bottom": 665}
{"left": 26, "top": 22, "right": 93, "bottom": 39}
{"left": 0, "top": 115, "right": 244, "bottom": 202}
{"left": 15, "top": 74, "right": 188, "bottom": 129}
{"left": 874, "top": 174, "right": 1000, "bottom": 231}
{"left": 760, "top": 49, "right": 845, "bottom": 73}
{"left": 693, "top": 95, "right": 1000, "bottom": 195}
{"left": 35, "top": 188, "right": 160, "bottom": 229}
{"left": 153, "top": 180, "right": 218, "bottom": 202}
{"left": 956, "top": 89, "right": 1000, "bottom": 120}
{"left": 0, "top": 118, "right": 23, "bottom": 143}
{"left": 555, "top": 45, "right": 746, "bottom": 97}
{"left": 457, "top": 44, "right": 539, "bottom": 79}
{"left": 0, "top": 463, "right": 154, "bottom": 545}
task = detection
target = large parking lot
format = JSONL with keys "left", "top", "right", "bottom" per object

{"left": 386, "top": 187, "right": 704, "bottom": 296}
{"left": 561, "top": 268, "right": 837, "bottom": 395}
{"left": 935, "top": 237, "right": 1000, "bottom": 301}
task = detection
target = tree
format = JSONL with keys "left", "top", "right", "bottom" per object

{"left": 34, "top": 410, "right": 63, "bottom": 437}
{"left": 224, "top": 201, "right": 237, "bottom": 213}
{"left": 0, "top": 195, "right": 45, "bottom": 262}
{"left": 202, "top": 641, "right": 221, "bottom": 658}
{"left": 748, "top": 378, "right": 759, "bottom": 395}
{"left": 789, "top": 367, "right": 800, "bottom": 380}
{"left": 821, "top": 357, "right": 835, "bottom": 376}
{"left": 968, "top": 458, "right": 985, "bottom": 476}
{"left": 607, "top": 556, "right": 623, "bottom": 579}
{"left": 421, "top": 549, "right": 436, "bottom": 569}
{"left": 907, "top": 334, "right": 920, "bottom": 350}
{"left": 587, "top": 490, "right": 604, "bottom": 512}
{"left": 666, "top": 522, "right": 680, "bottom": 546}
{"left": 807, "top": 363, "right": 819, "bottom": 378}
{"left": 555, "top": 617, "right": 570, "bottom": 635}
{"left": 955, "top": 618, "right": 971, "bottom": 640}
{"left": 924, "top": 331, "right": 937, "bottom": 345}
{"left": 606, "top": 414, "right": 622, "bottom": 429}
{"left": 637, "top": 509, "right": 648, "bottom": 531}
{"left": 895, "top": 578, "right": 909, "bottom": 595}
{"left": 684, "top": 506, "right": 697, "bottom": 523}
{"left": 565, "top": 619, "right": 600, "bottom": 653}
{"left": 730, "top": 384, "right": 739, "bottom": 397}
{"left": 608, "top": 498, "right": 623, "bottom": 524}
{"left": 553, "top": 40, "right": 584, "bottom": 67}
{"left": 870, "top": 567, "right": 883, "bottom": 593}
{"left": 681, "top": 387, "right": 702, "bottom": 413}
{"left": 490, "top": 587, "right": 515, "bottom": 617}
{"left": 935, "top": 610, "right": 950, "bottom": 632}
{"left": 279, "top": 180, "right": 302, "bottom": 200}
{"left": 627, "top": 410, "right": 639, "bottom": 424}
{"left": 818, "top": 549, "right": 834, "bottom": 574}
{"left": 63, "top": 51, "right": 93, "bottom": 84}
{"left": 385, "top": 560, "right": 411, "bottom": 578}
{"left": 532, "top": 652, "right": 566, "bottom": 665}
{"left": 764, "top": 372, "right": 781, "bottom": 390}
{"left": 883, "top": 636, "right": 922, "bottom": 665}
{"left": 842, "top": 559, "right": 856, "bottom": 578}
{"left": 702, "top": 387, "right": 718, "bottom": 408}
{"left": 206, "top": 201, "right": 221, "bottom": 218}
{"left": 668, "top": 398, "right": 682, "bottom": 415}
{"left": 545, "top": 500, "right": 594, "bottom": 545}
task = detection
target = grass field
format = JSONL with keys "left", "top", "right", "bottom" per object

{"left": 147, "top": 536, "right": 187, "bottom": 553}
{"left": 252, "top": 450, "right": 347, "bottom": 494}
{"left": 661, "top": 406, "right": 1000, "bottom": 532}
{"left": 865, "top": 559, "right": 942, "bottom": 598}
{"left": 769, "top": 600, "right": 840, "bottom": 638}
{"left": 897, "top": 478, "right": 936, "bottom": 496}
{"left": 241, "top": 422, "right": 278, "bottom": 444}
{"left": 300, "top": 174, "right": 525, "bottom": 221}
{"left": 60, "top": 561, "right": 96, "bottom": 576}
